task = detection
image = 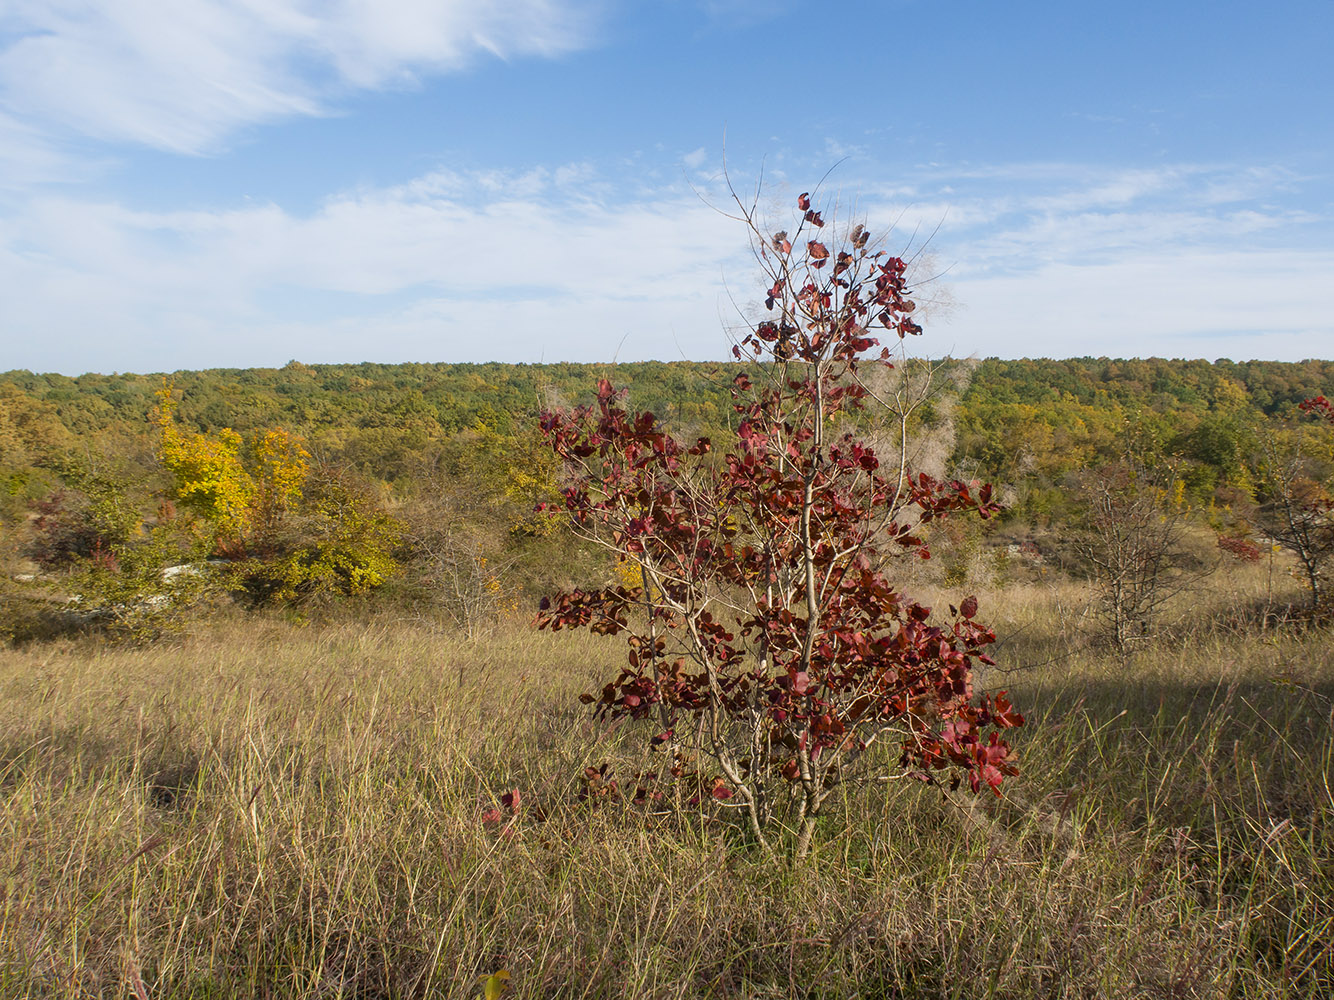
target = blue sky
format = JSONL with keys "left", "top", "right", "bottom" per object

{"left": 1, "top": 0, "right": 1331, "bottom": 375}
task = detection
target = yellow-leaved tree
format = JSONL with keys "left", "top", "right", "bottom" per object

{"left": 249, "top": 427, "right": 311, "bottom": 555}
{"left": 153, "top": 384, "right": 399, "bottom": 606}
{"left": 154, "top": 386, "right": 255, "bottom": 539}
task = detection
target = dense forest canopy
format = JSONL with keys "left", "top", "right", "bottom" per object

{"left": 4, "top": 356, "right": 1330, "bottom": 483}
{"left": 2, "top": 355, "right": 1332, "bottom": 641}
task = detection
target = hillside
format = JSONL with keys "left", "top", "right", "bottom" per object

{"left": 2, "top": 356, "right": 1332, "bottom": 641}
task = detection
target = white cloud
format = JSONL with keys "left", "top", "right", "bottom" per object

{"left": 939, "top": 249, "right": 1334, "bottom": 360}
{"left": 0, "top": 110, "right": 101, "bottom": 189}
{"left": 816, "top": 162, "right": 1334, "bottom": 360}
{"left": 854, "top": 163, "right": 1323, "bottom": 267}
{"left": 0, "top": 167, "right": 754, "bottom": 372}
{"left": 0, "top": 0, "right": 598, "bottom": 157}
{"left": 683, "top": 147, "right": 708, "bottom": 170}
{"left": 1, "top": 159, "right": 1329, "bottom": 374}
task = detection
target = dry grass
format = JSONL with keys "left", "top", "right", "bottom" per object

{"left": 1, "top": 566, "right": 1331, "bottom": 998}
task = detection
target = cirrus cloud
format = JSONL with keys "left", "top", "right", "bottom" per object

{"left": 0, "top": 0, "right": 599, "bottom": 157}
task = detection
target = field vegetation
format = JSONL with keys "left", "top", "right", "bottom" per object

{"left": 0, "top": 562, "right": 1329, "bottom": 998}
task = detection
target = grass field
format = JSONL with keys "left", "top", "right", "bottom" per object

{"left": 1, "top": 567, "right": 1331, "bottom": 998}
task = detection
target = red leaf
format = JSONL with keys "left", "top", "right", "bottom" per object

{"left": 960, "top": 595, "right": 978, "bottom": 620}
{"left": 807, "top": 241, "right": 829, "bottom": 261}
{"left": 991, "top": 692, "right": 1024, "bottom": 728}
{"left": 797, "top": 192, "right": 810, "bottom": 211}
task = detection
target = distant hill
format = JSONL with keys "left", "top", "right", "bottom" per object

{"left": 3, "top": 356, "right": 1331, "bottom": 497}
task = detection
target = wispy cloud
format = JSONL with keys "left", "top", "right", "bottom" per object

{"left": 696, "top": 0, "right": 795, "bottom": 29}
{"left": 0, "top": 165, "right": 751, "bottom": 372}
{"left": 938, "top": 249, "right": 1334, "bottom": 360}
{"left": 0, "top": 109, "right": 102, "bottom": 189}
{"left": 1, "top": 158, "right": 1329, "bottom": 373}
{"left": 0, "top": 0, "right": 599, "bottom": 159}
{"left": 853, "top": 163, "right": 1334, "bottom": 359}
{"left": 769, "top": 161, "right": 1334, "bottom": 359}
{"left": 857, "top": 163, "right": 1323, "bottom": 263}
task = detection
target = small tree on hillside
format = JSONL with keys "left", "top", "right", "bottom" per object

{"left": 1073, "top": 458, "right": 1195, "bottom": 652}
{"left": 537, "top": 186, "right": 1022, "bottom": 856}
{"left": 1252, "top": 396, "right": 1334, "bottom": 612}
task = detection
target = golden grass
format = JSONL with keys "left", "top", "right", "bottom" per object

{"left": 1, "top": 566, "right": 1331, "bottom": 998}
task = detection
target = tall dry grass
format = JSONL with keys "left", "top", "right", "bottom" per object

{"left": 0, "top": 564, "right": 1330, "bottom": 998}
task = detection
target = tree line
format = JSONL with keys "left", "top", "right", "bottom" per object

{"left": 1, "top": 355, "right": 1332, "bottom": 642}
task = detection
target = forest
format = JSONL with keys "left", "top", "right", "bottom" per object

{"left": 2, "top": 355, "right": 1332, "bottom": 643}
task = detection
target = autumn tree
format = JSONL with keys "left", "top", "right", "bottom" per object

{"left": 537, "top": 185, "right": 1022, "bottom": 856}
{"left": 153, "top": 384, "right": 400, "bottom": 606}
{"left": 1251, "top": 395, "right": 1334, "bottom": 611}
{"left": 28, "top": 462, "right": 143, "bottom": 572}
{"left": 397, "top": 422, "right": 566, "bottom": 637}
{"left": 1073, "top": 457, "right": 1198, "bottom": 651}
{"left": 238, "top": 465, "right": 401, "bottom": 607}
{"left": 0, "top": 384, "right": 73, "bottom": 470}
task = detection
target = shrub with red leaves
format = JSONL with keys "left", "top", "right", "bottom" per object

{"left": 1217, "top": 535, "right": 1263, "bottom": 563}
{"left": 536, "top": 186, "right": 1022, "bottom": 855}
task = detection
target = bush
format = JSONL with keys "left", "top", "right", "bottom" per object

{"left": 537, "top": 185, "right": 1022, "bottom": 856}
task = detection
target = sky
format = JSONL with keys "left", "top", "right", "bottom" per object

{"left": 1, "top": 0, "right": 1331, "bottom": 376}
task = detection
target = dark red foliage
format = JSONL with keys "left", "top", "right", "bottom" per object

{"left": 481, "top": 787, "right": 523, "bottom": 836}
{"left": 30, "top": 490, "right": 115, "bottom": 571}
{"left": 1217, "top": 535, "right": 1263, "bottom": 562}
{"left": 1300, "top": 395, "right": 1334, "bottom": 425}
{"left": 536, "top": 188, "right": 1022, "bottom": 838}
